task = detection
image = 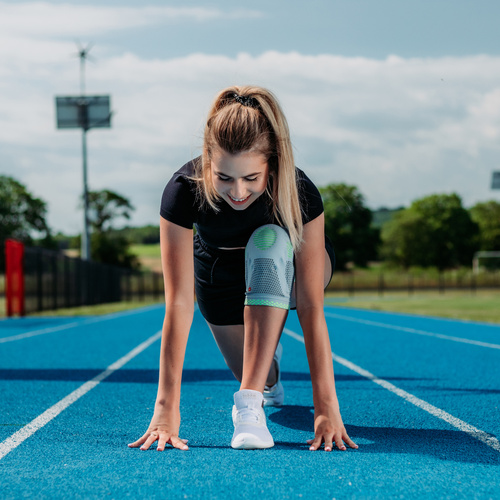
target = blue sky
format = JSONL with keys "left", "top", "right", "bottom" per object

{"left": 1, "top": 0, "right": 499, "bottom": 233}
{"left": 38, "top": 0, "right": 500, "bottom": 59}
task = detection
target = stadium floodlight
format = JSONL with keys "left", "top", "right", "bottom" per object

{"left": 492, "top": 171, "right": 500, "bottom": 190}
{"left": 55, "top": 96, "right": 111, "bottom": 130}
{"left": 54, "top": 44, "right": 112, "bottom": 261}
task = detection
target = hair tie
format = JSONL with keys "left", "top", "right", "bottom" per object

{"left": 233, "top": 93, "right": 259, "bottom": 108}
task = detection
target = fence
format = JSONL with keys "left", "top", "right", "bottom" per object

{"left": 3, "top": 243, "right": 163, "bottom": 316}
{"left": 327, "top": 269, "right": 500, "bottom": 295}
{"left": 2, "top": 243, "right": 500, "bottom": 316}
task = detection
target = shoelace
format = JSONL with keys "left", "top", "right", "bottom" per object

{"left": 236, "top": 407, "right": 261, "bottom": 424}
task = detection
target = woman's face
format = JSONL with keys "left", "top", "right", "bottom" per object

{"left": 210, "top": 148, "right": 269, "bottom": 211}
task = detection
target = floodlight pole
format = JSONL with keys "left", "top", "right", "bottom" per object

{"left": 55, "top": 43, "right": 111, "bottom": 264}
{"left": 79, "top": 47, "right": 90, "bottom": 261}
{"left": 80, "top": 52, "right": 86, "bottom": 96}
{"left": 81, "top": 123, "right": 90, "bottom": 261}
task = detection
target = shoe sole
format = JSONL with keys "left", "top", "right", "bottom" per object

{"left": 231, "top": 433, "right": 274, "bottom": 450}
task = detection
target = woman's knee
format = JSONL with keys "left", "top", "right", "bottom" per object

{"left": 244, "top": 225, "right": 295, "bottom": 310}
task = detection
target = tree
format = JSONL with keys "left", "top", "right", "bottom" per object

{"left": 320, "top": 183, "right": 380, "bottom": 270}
{"left": 381, "top": 193, "right": 479, "bottom": 270}
{"left": 91, "top": 232, "right": 139, "bottom": 269}
{"left": 113, "top": 225, "right": 160, "bottom": 245}
{"left": 469, "top": 200, "right": 500, "bottom": 251}
{"left": 86, "top": 189, "right": 139, "bottom": 269}
{"left": 0, "top": 175, "right": 50, "bottom": 245}
{"left": 87, "top": 190, "right": 134, "bottom": 233}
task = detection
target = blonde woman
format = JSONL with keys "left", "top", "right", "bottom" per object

{"left": 129, "top": 86, "right": 357, "bottom": 452}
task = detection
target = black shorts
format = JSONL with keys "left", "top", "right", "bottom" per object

{"left": 193, "top": 234, "right": 335, "bottom": 326}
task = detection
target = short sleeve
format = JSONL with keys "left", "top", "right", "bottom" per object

{"left": 160, "top": 163, "right": 197, "bottom": 229}
{"left": 297, "top": 168, "right": 324, "bottom": 224}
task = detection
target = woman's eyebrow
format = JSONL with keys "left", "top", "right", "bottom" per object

{"left": 215, "top": 171, "right": 262, "bottom": 178}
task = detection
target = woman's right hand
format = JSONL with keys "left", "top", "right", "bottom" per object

{"left": 128, "top": 404, "right": 189, "bottom": 451}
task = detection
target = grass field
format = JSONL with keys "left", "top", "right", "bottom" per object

{"left": 29, "top": 300, "right": 163, "bottom": 317}
{"left": 130, "top": 244, "right": 161, "bottom": 257}
{"left": 0, "top": 297, "right": 163, "bottom": 318}
{"left": 130, "top": 244, "right": 162, "bottom": 272}
{"left": 2, "top": 248, "right": 498, "bottom": 323}
{"left": 1, "top": 290, "right": 497, "bottom": 324}
{"left": 325, "top": 289, "right": 500, "bottom": 324}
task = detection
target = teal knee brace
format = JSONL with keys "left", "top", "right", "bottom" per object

{"left": 244, "top": 225, "right": 295, "bottom": 310}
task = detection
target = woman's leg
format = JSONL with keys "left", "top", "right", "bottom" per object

{"left": 227, "top": 233, "right": 334, "bottom": 449}
{"left": 240, "top": 305, "right": 287, "bottom": 391}
{"left": 239, "top": 244, "right": 331, "bottom": 391}
{"left": 207, "top": 322, "right": 280, "bottom": 387}
{"left": 290, "top": 246, "right": 332, "bottom": 307}
{"left": 208, "top": 246, "right": 332, "bottom": 389}
{"left": 206, "top": 324, "right": 244, "bottom": 381}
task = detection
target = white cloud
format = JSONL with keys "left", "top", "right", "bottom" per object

{"left": 0, "top": 2, "right": 263, "bottom": 37}
{"left": 0, "top": 7, "right": 499, "bottom": 233}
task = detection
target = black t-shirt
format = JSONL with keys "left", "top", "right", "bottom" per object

{"left": 160, "top": 158, "right": 324, "bottom": 248}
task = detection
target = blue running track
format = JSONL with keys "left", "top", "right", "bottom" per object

{"left": 0, "top": 304, "right": 499, "bottom": 499}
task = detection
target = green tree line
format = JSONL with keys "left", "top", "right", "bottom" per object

{"left": 2, "top": 174, "right": 499, "bottom": 271}
{"left": 320, "top": 183, "right": 500, "bottom": 271}
{"left": 0, "top": 175, "right": 141, "bottom": 269}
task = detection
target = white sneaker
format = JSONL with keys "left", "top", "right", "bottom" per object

{"left": 231, "top": 390, "right": 274, "bottom": 449}
{"left": 263, "top": 342, "right": 284, "bottom": 407}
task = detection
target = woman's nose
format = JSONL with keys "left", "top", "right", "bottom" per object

{"left": 231, "top": 181, "right": 246, "bottom": 199}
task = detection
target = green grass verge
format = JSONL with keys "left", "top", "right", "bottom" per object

{"left": 129, "top": 244, "right": 162, "bottom": 272}
{"left": 28, "top": 300, "right": 163, "bottom": 317}
{"left": 3, "top": 288, "right": 499, "bottom": 323}
{"left": 325, "top": 289, "right": 500, "bottom": 324}
{"left": 130, "top": 244, "right": 161, "bottom": 258}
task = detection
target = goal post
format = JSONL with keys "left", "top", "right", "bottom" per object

{"left": 472, "top": 251, "right": 500, "bottom": 274}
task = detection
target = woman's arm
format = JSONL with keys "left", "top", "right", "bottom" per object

{"left": 128, "top": 217, "right": 194, "bottom": 451}
{"left": 295, "top": 213, "right": 357, "bottom": 452}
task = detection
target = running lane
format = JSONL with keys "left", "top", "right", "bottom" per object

{"left": 0, "top": 306, "right": 499, "bottom": 499}
{"left": 322, "top": 305, "right": 500, "bottom": 440}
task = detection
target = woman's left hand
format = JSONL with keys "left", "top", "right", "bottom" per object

{"left": 307, "top": 406, "right": 358, "bottom": 452}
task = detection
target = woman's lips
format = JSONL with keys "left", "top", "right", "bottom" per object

{"left": 228, "top": 194, "right": 251, "bottom": 206}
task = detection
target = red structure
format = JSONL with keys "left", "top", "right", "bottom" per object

{"left": 5, "top": 239, "right": 25, "bottom": 317}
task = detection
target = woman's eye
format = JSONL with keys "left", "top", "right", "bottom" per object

{"left": 216, "top": 175, "right": 257, "bottom": 182}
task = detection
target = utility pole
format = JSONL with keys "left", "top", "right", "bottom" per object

{"left": 79, "top": 44, "right": 91, "bottom": 261}
{"left": 55, "top": 43, "right": 112, "bottom": 261}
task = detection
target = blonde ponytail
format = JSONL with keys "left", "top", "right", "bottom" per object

{"left": 196, "top": 86, "right": 303, "bottom": 251}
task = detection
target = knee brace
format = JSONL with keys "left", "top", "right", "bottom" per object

{"left": 244, "top": 225, "right": 295, "bottom": 310}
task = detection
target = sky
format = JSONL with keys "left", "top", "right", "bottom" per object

{"left": 1, "top": 0, "right": 500, "bottom": 234}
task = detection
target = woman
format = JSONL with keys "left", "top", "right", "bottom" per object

{"left": 128, "top": 86, "right": 357, "bottom": 452}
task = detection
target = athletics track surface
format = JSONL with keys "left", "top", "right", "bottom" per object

{"left": 0, "top": 303, "right": 499, "bottom": 499}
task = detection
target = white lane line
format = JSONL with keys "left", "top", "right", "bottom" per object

{"left": 283, "top": 327, "right": 500, "bottom": 453}
{"left": 324, "top": 311, "right": 500, "bottom": 350}
{"left": 0, "top": 329, "right": 162, "bottom": 461}
{"left": 0, "top": 321, "right": 85, "bottom": 344}
{"left": 0, "top": 304, "right": 164, "bottom": 344}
